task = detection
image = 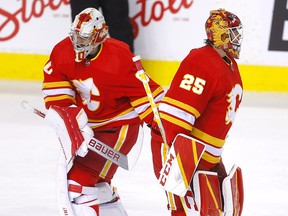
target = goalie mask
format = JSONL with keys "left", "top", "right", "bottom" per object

{"left": 69, "top": 8, "right": 109, "bottom": 62}
{"left": 205, "top": 9, "right": 243, "bottom": 59}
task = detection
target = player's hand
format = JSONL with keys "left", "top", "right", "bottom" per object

{"left": 151, "top": 121, "right": 163, "bottom": 143}
{"left": 77, "top": 123, "right": 94, "bottom": 157}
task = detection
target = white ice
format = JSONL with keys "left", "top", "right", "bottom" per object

{"left": 0, "top": 80, "right": 288, "bottom": 216}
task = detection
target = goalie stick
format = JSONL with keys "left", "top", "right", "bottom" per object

{"left": 132, "top": 56, "right": 205, "bottom": 181}
{"left": 132, "top": 55, "right": 168, "bottom": 146}
{"left": 133, "top": 56, "right": 206, "bottom": 216}
{"left": 21, "top": 100, "right": 129, "bottom": 170}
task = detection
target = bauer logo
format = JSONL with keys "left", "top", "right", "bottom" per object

{"left": 88, "top": 139, "right": 121, "bottom": 161}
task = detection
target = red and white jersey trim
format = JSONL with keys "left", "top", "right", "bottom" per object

{"left": 42, "top": 88, "right": 76, "bottom": 98}
{"left": 159, "top": 103, "right": 196, "bottom": 125}
{"left": 88, "top": 110, "right": 139, "bottom": 129}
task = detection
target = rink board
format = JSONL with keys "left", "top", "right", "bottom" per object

{"left": 0, "top": 52, "right": 288, "bottom": 92}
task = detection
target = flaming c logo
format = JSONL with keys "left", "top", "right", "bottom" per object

{"left": 226, "top": 84, "right": 242, "bottom": 125}
{"left": 75, "top": 13, "right": 92, "bottom": 30}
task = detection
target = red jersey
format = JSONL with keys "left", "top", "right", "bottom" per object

{"left": 159, "top": 45, "right": 243, "bottom": 166}
{"left": 42, "top": 37, "right": 164, "bottom": 130}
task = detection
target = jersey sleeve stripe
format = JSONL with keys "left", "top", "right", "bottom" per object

{"left": 42, "top": 81, "right": 72, "bottom": 89}
{"left": 44, "top": 95, "right": 76, "bottom": 104}
{"left": 130, "top": 86, "right": 164, "bottom": 107}
{"left": 42, "top": 88, "right": 76, "bottom": 98}
{"left": 130, "top": 95, "right": 148, "bottom": 107}
{"left": 133, "top": 99, "right": 152, "bottom": 113}
{"left": 138, "top": 106, "right": 152, "bottom": 120}
{"left": 159, "top": 103, "right": 196, "bottom": 125}
{"left": 201, "top": 152, "right": 221, "bottom": 164}
{"left": 160, "top": 112, "right": 193, "bottom": 131}
{"left": 191, "top": 127, "right": 225, "bottom": 148}
{"left": 87, "top": 107, "right": 142, "bottom": 129}
{"left": 162, "top": 96, "right": 200, "bottom": 118}
{"left": 152, "top": 86, "right": 165, "bottom": 98}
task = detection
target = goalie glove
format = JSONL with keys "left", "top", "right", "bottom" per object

{"left": 45, "top": 105, "right": 94, "bottom": 168}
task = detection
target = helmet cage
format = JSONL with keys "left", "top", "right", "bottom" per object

{"left": 69, "top": 8, "right": 109, "bottom": 62}
{"left": 228, "top": 24, "right": 243, "bottom": 46}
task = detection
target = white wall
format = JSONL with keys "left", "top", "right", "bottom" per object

{"left": 1, "top": 0, "right": 288, "bottom": 66}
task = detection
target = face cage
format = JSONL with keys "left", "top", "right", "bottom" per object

{"left": 71, "top": 31, "right": 93, "bottom": 47}
{"left": 224, "top": 25, "right": 242, "bottom": 59}
{"left": 69, "top": 31, "right": 101, "bottom": 62}
{"left": 228, "top": 25, "right": 243, "bottom": 47}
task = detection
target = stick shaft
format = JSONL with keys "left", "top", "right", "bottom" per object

{"left": 132, "top": 56, "right": 168, "bottom": 145}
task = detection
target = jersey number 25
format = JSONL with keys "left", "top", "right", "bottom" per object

{"left": 179, "top": 74, "right": 206, "bottom": 95}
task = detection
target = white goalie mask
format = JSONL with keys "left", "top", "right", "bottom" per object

{"left": 69, "top": 8, "right": 109, "bottom": 62}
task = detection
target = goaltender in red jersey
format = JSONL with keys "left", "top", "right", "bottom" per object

{"left": 151, "top": 8, "right": 244, "bottom": 216}
{"left": 42, "top": 7, "right": 164, "bottom": 216}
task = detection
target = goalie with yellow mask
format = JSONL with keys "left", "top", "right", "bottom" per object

{"left": 150, "top": 8, "right": 244, "bottom": 216}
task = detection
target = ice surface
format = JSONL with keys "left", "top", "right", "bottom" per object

{"left": 0, "top": 80, "right": 287, "bottom": 216}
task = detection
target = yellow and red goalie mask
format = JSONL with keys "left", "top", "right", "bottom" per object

{"left": 205, "top": 8, "right": 243, "bottom": 59}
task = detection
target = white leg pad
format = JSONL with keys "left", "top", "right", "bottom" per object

{"left": 99, "top": 199, "right": 128, "bottom": 216}
{"left": 70, "top": 198, "right": 128, "bottom": 216}
{"left": 190, "top": 165, "right": 244, "bottom": 216}
{"left": 67, "top": 181, "right": 128, "bottom": 216}
{"left": 72, "top": 204, "right": 98, "bottom": 216}
{"left": 192, "top": 170, "right": 222, "bottom": 214}
{"left": 69, "top": 181, "right": 113, "bottom": 206}
{"left": 222, "top": 165, "right": 244, "bottom": 216}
